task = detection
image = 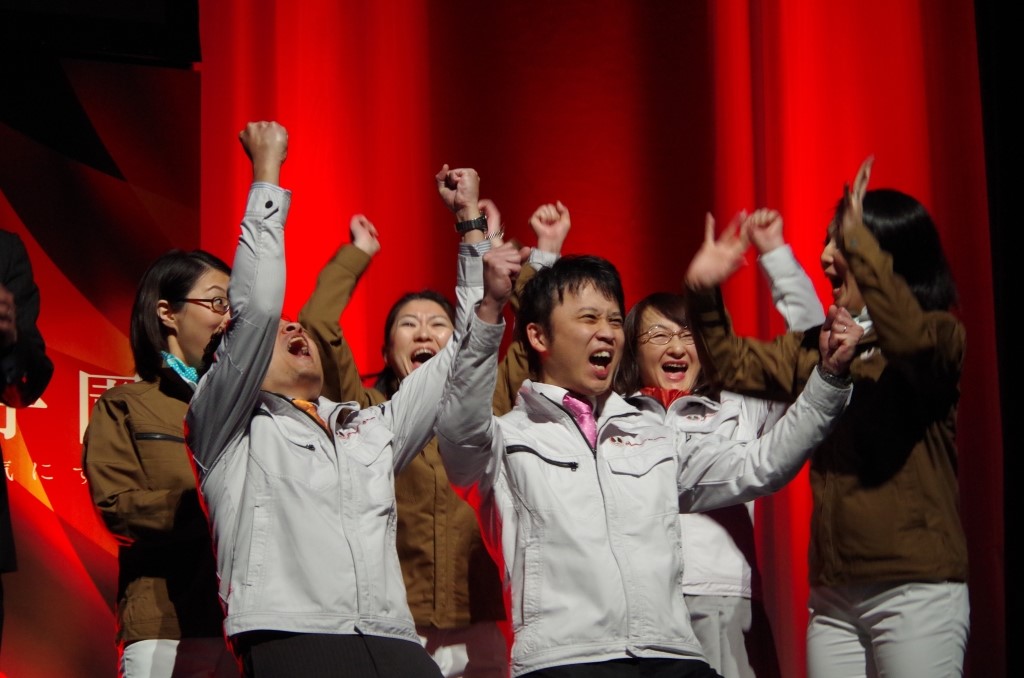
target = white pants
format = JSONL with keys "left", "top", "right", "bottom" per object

{"left": 806, "top": 581, "right": 969, "bottom": 678}
{"left": 418, "top": 622, "right": 509, "bottom": 678}
{"left": 121, "top": 637, "right": 239, "bottom": 678}
{"left": 685, "top": 595, "right": 755, "bottom": 678}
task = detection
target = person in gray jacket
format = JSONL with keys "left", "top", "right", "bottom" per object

{"left": 435, "top": 253, "right": 862, "bottom": 678}
{"left": 184, "top": 121, "right": 520, "bottom": 678}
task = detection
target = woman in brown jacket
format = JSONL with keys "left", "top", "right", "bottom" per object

{"left": 686, "top": 159, "right": 969, "bottom": 678}
{"left": 83, "top": 250, "right": 238, "bottom": 678}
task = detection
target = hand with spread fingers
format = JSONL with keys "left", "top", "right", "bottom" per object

{"left": 685, "top": 210, "right": 750, "bottom": 290}
{"left": 836, "top": 155, "right": 874, "bottom": 248}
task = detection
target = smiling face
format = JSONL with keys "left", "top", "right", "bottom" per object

{"left": 635, "top": 308, "right": 702, "bottom": 393}
{"left": 386, "top": 299, "right": 455, "bottom": 381}
{"left": 527, "top": 283, "right": 624, "bottom": 398}
{"left": 821, "top": 225, "right": 865, "bottom": 314}
{"left": 260, "top": 319, "right": 324, "bottom": 400}
{"left": 160, "top": 268, "right": 230, "bottom": 369}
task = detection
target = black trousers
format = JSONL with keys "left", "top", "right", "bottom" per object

{"left": 522, "top": 658, "right": 724, "bottom": 678}
{"left": 234, "top": 631, "right": 443, "bottom": 678}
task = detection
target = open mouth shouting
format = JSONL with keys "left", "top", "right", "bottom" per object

{"left": 589, "top": 350, "right": 613, "bottom": 378}
{"left": 660, "top": 359, "right": 689, "bottom": 382}
{"left": 287, "top": 335, "right": 311, "bottom": 357}
{"left": 822, "top": 259, "right": 863, "bottom": 312}
{"left": 410, "top": 347, "right": 437, "bottom": 370}
{"left": 824, "top": 270, "right": 844, "bottom": 302}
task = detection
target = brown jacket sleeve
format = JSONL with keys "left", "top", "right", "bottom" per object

{"left": 82, "top": 383, "right": 206, "bottom": 543}
{"left": 687, "top": 285, "right": 820, "bottom": 402}
{"left": 299, "top": 245, "right": 385, "bottom": 407}
{"left": 840, "top": 216, "right": 965, "bottom": 410}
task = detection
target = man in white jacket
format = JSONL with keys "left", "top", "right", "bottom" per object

{"left": 435, "top": 253, "right": 862, "bottom": 678}
{"left": 185, "top": 121, "right": 522, "bottom": 678}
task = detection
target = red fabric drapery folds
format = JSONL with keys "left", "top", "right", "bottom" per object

{"left": 200, "top": 2, "right": 1002, "bottom": 676}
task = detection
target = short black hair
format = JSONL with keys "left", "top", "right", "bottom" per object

{"left": 130, "top": 249, "right": 231, "bottom": 381}
{"left": 833, "top": 188, "right": 958, "bottom": 311}
{"left": 516, "top": 255, "right": 625, "bottom": 375}
{"left": 373, "top": 289, "right": 456, "bottom": 398}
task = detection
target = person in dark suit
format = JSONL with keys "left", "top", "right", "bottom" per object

{"left": 0, "top": 229, "right": 54, "bottom": 653}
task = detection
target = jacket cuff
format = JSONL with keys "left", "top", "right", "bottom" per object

{"left": 685, "top": 286, "right": 727, "bottom": 325}
{"left": 803, "top": 366, "right": 852, "bottom": 414}
{"left": 757, "top": 244, "right": 799, "bottom": 279}
{"left": 459, "top": 240, "right": 492, "bottom": 257}
{"left": 458, "top": 252, "right": 484, "bottom": 288}
{"left": 466, "top": 310, "right": 506, "bottom": 351}
{"left": 334, "top": 244, "right": 372, "bottom": 276}
{"left": 528, "top": 248, "right": 558, "bottom": 269}
{"left": 246, "top": 183, "right": 292, "bottom": 225}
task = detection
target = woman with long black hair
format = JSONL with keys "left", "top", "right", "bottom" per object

{"left": 687, "top": 158, "right": 968, "bottom": 677}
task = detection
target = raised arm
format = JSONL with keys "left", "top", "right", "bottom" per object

{"left": 492, "top": 199, "right": 571, "bottom": 415}
{"left": 436, "top": 164, "right": 492, "bottom": 332}
{"left": 685, "top": 205, "right": 823, "bottom": 400}
{"left": 838, "top": 158, "right": 958, "bottom": 358}
{"left": 298, "top": 215, "right": 384, "bottom": 408}
{"left": 384, "top": 238, "right": 522, "bottom": 473}
{"left": 0, "top": 232, "right": 53, "bottom": 408}
{"left": 436, "top": 163, "right": 486, "bottom": 241}
{"left": 679, "top": 305, "right": 862, "bottom": 511}
{"left": 748, "top": 208, "right": 826, "bottom": 331}
{"left": 685, "top": 210, "right": 751, "bottom": 291}
{"left": 840, "top": 158, "right": 964, "bottom": 408}
{"left": 371, "top": 165, "right": 500, "bottom": 471}
{"left": 737, "top": 208, "right": 828, "bottom": 429}
{"left": 186, "top": 121, "right": 290, "bottom": 475}
{"left": 436, "top": 242, "right": 523, "bottom": 487}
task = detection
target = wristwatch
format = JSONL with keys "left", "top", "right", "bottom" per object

{"left": 816, "top": 363, "right": 853, "bottom": 387}
{"left": 455, "top": 215, "right": 488, "bottom": 235}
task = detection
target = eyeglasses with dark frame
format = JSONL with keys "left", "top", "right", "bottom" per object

{"left": 637, "top": 325, "right": 695, "bottom": 346}
{"left": 177, "top": 297, "right": 230, "bottom": 315}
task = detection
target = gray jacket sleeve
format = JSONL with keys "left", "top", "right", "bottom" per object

{"left": 758, "top": 244, "right": 826, "bottom": 331}
{"left": 455, "top": 242, "right": 487, "bottom": 333}
{"left": 742, "top": 245, "right": 827, "bottom": 432}
{"left": 384, "top": 251, "right": 496, "bottom": 473}
{"left": 678, "top": 367, "right": 849, "bottom": 512}
{"left": 435, "top": 311, "right": 506, "bottom": 488}
{"left": 186, "top": 183, "right": 291, "bottom": 476}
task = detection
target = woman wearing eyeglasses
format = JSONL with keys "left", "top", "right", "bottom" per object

{"left": 83, "top": 250, "right": 238, "bottom": 678}
{"left": 614, "top": 209, "right": 824, "bottom": 678}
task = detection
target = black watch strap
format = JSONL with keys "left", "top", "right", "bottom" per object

{"left": 455, "top": 215, "right": 488, "bottom": 235}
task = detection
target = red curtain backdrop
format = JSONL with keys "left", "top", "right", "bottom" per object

{"left": 0, "top": 58, "right": 200, "bottom": 675}
{"left": 0, "top": 1, "right": 1000, "bottom": 676}
{"left": 197, "top": 2, "right": 1001, "bottom": 677}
